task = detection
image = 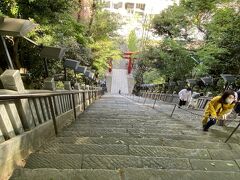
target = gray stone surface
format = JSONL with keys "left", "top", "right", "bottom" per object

{"left": 39, "top": 98, "right": 49, "bottom": 122}
{"left": 41, "top": 143, "right": 128, "bottom": 155}
{"left": 28, "top": 99, "right": 40, "bottom": 127}
{"left": 3, "top": 102, "right": 24, "bottom": 135}
{"left": 129, "top": 145, "right": 210, "bottom": 159}
{"left": 141, "top": 157, "right": 191, "bottom": 170}
{"left": 123, "top": 168, "right": 240, "bottom": 180}
{"left": 10, "top": 168, "right": 121, "bottom": 180}
{"left": 208, "top": 149, "right": 240, "bottom": 160}
{"left": 0, "top": 104, "right": 16, "bottom": 139}
{"left": 43, "top": 77, "right": 55, "bottom": 91}
{"left": 190, "top": 159, "right": 239, "bottom": 171}
{"left": 1, "top": 105, "right": 82, "bottom": 180}
{"left": 53, "top": 136, "right": 232, "bottom": 150}
{"left": 33, "top": 98, "right": 45, "bottom": 124}
{"left": 82, "top": 155, "right": 142, "bottom": 169}
{"left": 0, "top": 129, "right": 4, "bottom": 143}
{"left": 53, "top": 96, "right": 61, "bottom": 115}
{"left": 8, "top": 94, "right": 240, "bottom": 179}
{"left": 74, "top": 83, "right": 80, "bottom": 90}
{"left": 15, "top": 99, "right": 35, "bottom": 130}
{"left": 25, "top": 153, "right": 83, "bottom": 169}
{"left": 64, "top": 81, "right": 71, "bottom": 90}
{"left": 0, "top": 70, "right": 25, "bottom": 92}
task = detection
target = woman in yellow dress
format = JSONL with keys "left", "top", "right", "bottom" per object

{"left": 202, "top": 90, "right": 236, "bottom": 131}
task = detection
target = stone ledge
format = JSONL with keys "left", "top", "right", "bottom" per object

{"left": 0, "top": 108, "right": 77, "bottom": 180}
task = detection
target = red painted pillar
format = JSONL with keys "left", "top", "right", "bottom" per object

{"left": 127, "top": 57, "right": 131, "bottom": 74}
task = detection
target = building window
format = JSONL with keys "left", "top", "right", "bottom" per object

{"left": 103, "top": 1, "right": 110, "bottom": 8}
{"left": 136, "top": 3, "right": 145, "bottom": 10}
{"left": 114, "top": 2, "right": 123, "bottom": 9}
{"left": 125, "top": 3, "right": 134, "bottom": 9}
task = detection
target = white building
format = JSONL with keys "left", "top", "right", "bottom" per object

{"left": 98, "top": 0, "right": 180, "bottom": 38}
{"left": 99, "top": 0, "right": 179, "bottom": 16}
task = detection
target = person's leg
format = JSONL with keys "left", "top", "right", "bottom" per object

{"left": 203, "top": 118, "right": 216, "bottom": 131}
{"left": 179, "top": 100, "right": 186, "bottom": 107}
{"left": 178, "top": 100, "right": 182, "bottom": 107}
{"left": 202, "top": 116, "right": 208, "bottom": 126}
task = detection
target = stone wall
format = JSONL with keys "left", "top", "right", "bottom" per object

{"left": 0, "top": 70, "right": 102, "bottom": 179}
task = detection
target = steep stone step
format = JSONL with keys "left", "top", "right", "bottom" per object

{"left": 25, "top": 153, "right": 83, "bottom": 169}
{"left": 52, "top": 137, "right": 232, "bottom": 150}
{"left": 71, "top": 122, "right": 196, "bottom": 129}
{"left": 82, "top": 155, "right": 191, "bottom": 170}
{"left": 189, "top": 159, "right": 240, "bottom": 171}
{"left": 74, "top": 121, "right": 199, "bottom": 128}
{"left": 41, "top": 143, "right": 128, "bottom": 155}
{"left": 10, "top": 168, "right": 240, "bottom": 180}
{"left": 75, "top": 117, "right": 201, "bottom": 125}
{"left": 23, "top": 153, "right": 240, "bottom": 172}
{"left": 123, "top": 168, "right": 240, "bottom": 180}
{"left": 10, "top": 168, "right": 121, "bottom": 180}
{"left": 40, "top": 143, "right": 213, "bottom": 160}
{"left": 10, "top": 95, "right": 240, "bottom": 179}
{"left": 74, "top": 120, "right": 195, "bottom": 126}
{"left": 58, "top": 130, "right": 230, "bottom": 143}
{"left": 63, "top": 127, "right": 203, "bottom": 136}
{"left": 78, "top": 115, "right": 173, "bottom": 120}
{"left": 24, "top": 153, "right": 191, "bottom": 170}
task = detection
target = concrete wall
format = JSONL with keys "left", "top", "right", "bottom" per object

{"left": 0, "top": 107, "right": 78, "bottom": 179}
{"left": 128, "top": 75, "right": 135, "bottom": 94}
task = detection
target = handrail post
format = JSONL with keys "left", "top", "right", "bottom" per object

{"left": 138, "top": 93, "right": 141, "bottom": 102}
{"left": 143, "top": 92, "right": 147, "bottom": 104}
{"left": 83, "top": 91, "right": 86, "bottom": 110}
{"left": 152, "top": 93, "right": 158, "bottom": 109}
{"left": 48, "top": 96, "right": 58, "bottom": 135}
{"left": 225, "top": 122, "right": 240, "bottom": 143}
{"left": 170, "top": 104, "right": 177, "bottom": 117}
{"left": 72, "top": 93, "right": 77, "bottom": 120}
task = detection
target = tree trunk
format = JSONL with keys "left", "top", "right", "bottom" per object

{"left": 13, "top": 37, "right": 21, "bottom": 69}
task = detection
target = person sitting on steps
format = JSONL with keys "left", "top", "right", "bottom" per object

{"left": 202, "top": 90, "right": 236, "bottom": 131}
{"left": 178, "top": 87, "right": 192, "bottom": 107}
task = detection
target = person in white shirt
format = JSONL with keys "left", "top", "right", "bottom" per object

{"left": 178, "top": 87, "right": 192, "bottom": 107}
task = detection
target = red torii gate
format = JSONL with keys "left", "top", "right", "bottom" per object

{"left": 107, "top": 58, "right": 113, "bottom": 73}
{"left": 123, "top": 51, "right": 138, "bottom": 74}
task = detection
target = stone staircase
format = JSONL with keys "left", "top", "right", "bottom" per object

{"left": 10, "top": 95, "right": 240, "bottom": 180}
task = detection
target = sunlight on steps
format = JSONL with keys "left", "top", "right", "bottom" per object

{"left": 111, "top": 69, "right": 129, "bottom": 94}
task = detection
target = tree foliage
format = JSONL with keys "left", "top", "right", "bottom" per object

{"left": 0, "top": 0, "right": 121, "bottom": 88}
{"left": 128, "top": 30, "right": 138, "bottom": 52}
{"left": 138, "top": 0, "right": 240, "bottom": 89}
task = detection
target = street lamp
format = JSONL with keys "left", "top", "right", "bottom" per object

{"left": 220, "top": 74, "right": 236, "bottom": 90}
{"left": 0, "top": 17, "right": 37, "bottom": 69}
{"left": 63, "top": 59, "right": 80, "bottom": 81}
{"left": 39, "top": 46, "right": 67, "bottom": 77}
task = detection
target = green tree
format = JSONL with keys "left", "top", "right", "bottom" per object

{"left": 206, "top": 7, "right": 240, "bottom": 74}
{"left": 88, "top": 9, "right": 120, "bottom": 41}
{"left": 128, "top": 30, "right": 138, "bottom": 52}
{"left": 90, "top": 39, "right": 120, "bottom": 77}
{"left": 152, "top": 5, "right": 191, "bottom": 39}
